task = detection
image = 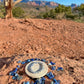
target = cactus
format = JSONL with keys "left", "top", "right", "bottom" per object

{"left": 4, "top": 0, "right": 22, "bottom": 19}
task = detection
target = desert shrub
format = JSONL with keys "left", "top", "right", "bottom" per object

{"left": 42, "top": 5, "right": 72, "bottom": 19}
{"left": 37, "top": 12, "right": 44, "bottom": 18}
{"left": 42, "top": 9, "right": 56, "bottom": 19}
{"left": 66, "top": 14, "right": 79, "bottom": 20}
{"left": 55, "top": 13, "right": 65, "bottom": 19}
{"left": 43, "top": 12, "right": 50, "bottom": 18}
{"left": 78, "top": 4, "right": 84, "bottom": 15}
{"left": 0, "top": 12, "right": 5, "bottom": 18}
{"left": 0, "top": 5, "right": 5, "bottom": 18}
{"left": 74, "top": 4, "right": 84, "bottom": 16}
{"left": 49, "top": 9, "right": 56, "bottom": 18}
{"left": 12, "top": 7, "right": 25, "bottom": 18}
{"left": 55, "top": 5, "right": 72, "bottom": 14}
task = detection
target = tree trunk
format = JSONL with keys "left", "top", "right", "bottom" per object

{"left": 5, "top": 0, "right": 13, "bottom": 19}
{"left": 4, "top": 0, "right": 22, "bottom": 19}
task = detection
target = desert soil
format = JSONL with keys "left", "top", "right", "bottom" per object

{"left": 0, "top": 18, "right": 84, "bottom": 84}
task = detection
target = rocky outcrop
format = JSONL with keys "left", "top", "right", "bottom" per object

{"left": 27, "top": 1, "right": 58, "bottom": 7}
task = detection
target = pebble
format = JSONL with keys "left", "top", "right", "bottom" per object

{"left": 17, "top": 65, "right": 20, "bottom": 68}
{"left": 41, "top": 59, "right": 46, "bottom": 62}
{"left": 34, "top": 77, "right": 46, "bottom": 84}
{"left": 23, "top": 81, "right": 30, "bottom": 84}
{"left": 48, "top": 63, "right": 52, "bottom": 66}
{"left": 9, "top": 71, "right": 15, "bottom": 76}
{"left": 50, "top": 61, "right": 55, "bottom": 65}
{"left": 12, "top": 76, "right": 17, "bottom": 80}
{"left": 25, "top": 59, "right": 31, "bottom": 63}
{"left": 36, "top": 78, "right": 42, "bottom": 83}
{"left": 57, "top": 67, "right": 63, "bottom": 71}
{"left": 46, "top": 72, "right": 54, "bottom": 79}
{"left": 53, "top": 79, "right": 60, "bottom": 84}
{"left": 14, "top": 68, "right": 18, "bottom": 72}
{"left": 41, "top": 77, "right": 46, "bottom": 81}
{"left": 30, "top": 59, "right": 34, "bottom": 61}
{"left": 51, "top": 66, "right": 56, "bottom": 70}
{"left": 21, "top": 61, "right": 26, "bottom": 64}
{"left": 34, "top": 58, "right": 38, "bottom": 60}
{"left": 15, "top": 73, "right": 19, "bottom": 76}
{"left": 53, "top": 79, "right": 58, "bottom": 84}
{"left": 34, "top": 58, "right": 40, "bottom": 61}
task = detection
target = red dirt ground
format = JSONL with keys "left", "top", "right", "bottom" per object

{"left": 0, "top": 18, "right": 84, "bottom": 84}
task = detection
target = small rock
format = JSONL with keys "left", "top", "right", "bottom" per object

{"left": 23, "top": 81, "right": 30, "bottom": 84}
{"left": 17, "top": 65, "right": 20, "bottom": 68}
{"left": 51, "top": 66, "right": 56, "bottom": 70}
{"left": 30, "top": 59, "right": 34, "bottom": 61}
{"left": 41, "top": 77, "right": 46, "bottom": 81}
{"left": 41, "top": 59, "right": 46, "bottom": 62}
{"left": 57, "top": 67, "right": 63, "bottom": 71}
{"left": 50, "top": 61, "right": 55, "bottom": 65}
{"left": 15, "top": 73, "right": 18, "bottom": 76}
{"left": 21, "top": 61, "right": 26, "bottom": 64}
{"left": 9, "top": 72, "right": 15, "bottom": 76}
{"left": 13, "top": 68, "right": 18, "bottom": 73}
{"left": 53, "top": 79, "right": 60, "bottom": 84}
{"left": 46, "top": 72, "right": 54, "bottom": 79}
{"left": 12, "top": 76, "right": 17, "bottom": 80}
{"left": 48, "top": 63, "right": 52, "bottom": 66}
{"left": 25, "top": 59, "right": 31, "bottom": 63}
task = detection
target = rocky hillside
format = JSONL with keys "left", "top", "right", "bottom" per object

{"left": 0, "top": 18, "right": 84, "bottom": 84}
{"left": 1, "top": 0, "right": 78, "bottom": 8}
{"left": 27, "top": 1, "right": 58, "bottom": 7}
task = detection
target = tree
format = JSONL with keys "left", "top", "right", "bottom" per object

{"left": 49, "top": 9, "right": 56, "bottom": 18}
{"left": 55, "top": 5, "right": 72, "bottom": 13}
{"left": 78, "top": 4, "right": 84, "bottom": 15}
{"left": 4, "top": 0, "right": 22, "bottom": 19}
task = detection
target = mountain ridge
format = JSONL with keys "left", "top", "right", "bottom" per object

{"left": 1, "top": 0, "right": 77, "bottom": 8}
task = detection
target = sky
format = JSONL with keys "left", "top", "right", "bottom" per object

{"left": 45, "top": 0, "right": 84, "bottom": 5}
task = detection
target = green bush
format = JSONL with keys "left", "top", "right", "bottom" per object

{"left": 0, "top": 5, "right": 5, "bottom": 18}
{"left": 55, "top": 13, "right": 65, "bottom": 19}
{"left": 49, "top": 9, "right": 56, "bottom": 18}
{"left": 78, "top": 4, "right": 84, "bottom": 12}
{"left": 43, "top": 12, "right": 50, "bottom": 18}
{"left": 12, "top": 7, "right": 25, "bottom": 18}
{"left": 0, "top": 12, "right": 5, "bottom": 18}
{"left": 66, "top": 14, "right": 79, "bottom": 20}
{"left": 42, "top": 5, "right": 72, "bottom": 19}
{"left": 55, "top": 5, "right": 72, "bottom": 14}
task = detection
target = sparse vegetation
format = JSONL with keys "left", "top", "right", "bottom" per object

{"left": 0, "top": 3, "right": 5, "bottom": 18}
{"left": 41, "top": 4, "right": 84, "bottom": 22}
{"left": 12, "top": 7, "right": 25, "bottom": 18}
{"left": 0, "top": 2, "right": 84, "bottom": 22}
